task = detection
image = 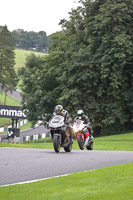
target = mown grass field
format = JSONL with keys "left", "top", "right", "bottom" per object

{"left": 14, "top": 49, "right": 47, "bottom": 70}
{"left": 0, "top": 162, "right": 133, "bottom": 200}
{"left": 15, "top": 49, "right": 47, "bottom": 90}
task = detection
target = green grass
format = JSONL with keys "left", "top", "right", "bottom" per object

{"left": 15, "top": 49, "right": 47, "bottom": 70}
{"left": 0, "top": 92, "right": 20, "bottom": 106}
{"left": 15, "top": 49, "right": 47, "bottom": 90}
{"left": 0, "top": 132, "right": 133, "bottom": 151}
{"left": 19, "top": 121, "right": 32, "bottom": 131}
{"left": 93, "top": 132, "right": 133, "bottom": 151}
{"left": 0, "top": 162, "right": 133, "bottom": 200}
{"left": 16, "top": 78, "right": 23, "bottom": 91}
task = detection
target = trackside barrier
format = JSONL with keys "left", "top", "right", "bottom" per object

{"left": 0, "top": 133, "right": 50, "bottom": 144}
{"left": 33, "top": 134, "right": 38, "bottom": 140}
{"left": 0, "top": 127, "right": 4, "bottom": 132}
{"left": 23, "top": 133, "right": 50, "bottom": 144}
{"left": 0, "top": 119, "right": 28, "bottom": 133}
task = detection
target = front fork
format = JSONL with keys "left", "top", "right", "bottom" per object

{"left": 53, "top": 132, "right": 62, "bottom": 144}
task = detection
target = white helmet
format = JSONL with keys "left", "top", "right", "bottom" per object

{"left": 77, "top": 110, "right": 84, "bottom": 116}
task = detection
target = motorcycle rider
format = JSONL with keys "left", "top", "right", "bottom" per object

{"left": 53, "top": 105, "right": 73, "bottom": 143}
{"left": 74, "top": 110, "right": 93, "bottom": 142}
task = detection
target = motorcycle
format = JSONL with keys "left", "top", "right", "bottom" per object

{"left": 49, "top": 115, "right": 72, "bottom": 153}
{"left": 73, "top": 119, "right": 93, "bottom": 150}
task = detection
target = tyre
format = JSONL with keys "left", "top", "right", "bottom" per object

{"left": 86, "top": 142, "right": 93, "bottom": 150}
{"left": 64, "top": 143, "right": 72, "bottom": 152}
{"left": 53, "top": 135, "right": 60, "bottom": 153}
{"left": 77, "top": 135, "right": 84, "bottom": 150}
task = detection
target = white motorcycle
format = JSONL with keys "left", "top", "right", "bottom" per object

{"left": 49, "top": 115, "right": 73, "bottom": 153}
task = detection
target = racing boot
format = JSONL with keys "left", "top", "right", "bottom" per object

{"left": 69, "top": 130, "right": 74, "bottom": 144}
{"left": 70, "top": 133, "right": 74, "bottom": 144}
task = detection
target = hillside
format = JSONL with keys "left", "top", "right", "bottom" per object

{"left": 15, "top": 49, "right": 47, "bottom": 70}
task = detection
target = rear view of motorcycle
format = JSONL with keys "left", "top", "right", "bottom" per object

{"left": 73, "top": 119, "right": 93, "bottom": 150}
{"left": 49, "top": 115, "right": 73, "bottom": 153}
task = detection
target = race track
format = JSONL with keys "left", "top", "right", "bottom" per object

{"left": 0, "top": 147, "right": 133, "bottom": 186}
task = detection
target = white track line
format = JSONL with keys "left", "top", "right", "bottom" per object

{"left": 0, "top": 169, "right": 97, "bottom": 187}
{"left": 0, "top": 174, "right": 70, "bottom": 187}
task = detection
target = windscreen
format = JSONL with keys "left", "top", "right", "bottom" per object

{"left": 75, "top": 119, "right": 82, "bottom": 125}
{"left": 52, "top": 115, "right": 64, "bottom": 123}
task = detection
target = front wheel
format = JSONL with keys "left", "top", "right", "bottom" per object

{"left": 64, "top": 143, "right": 72, "bottom": 152}
{"left": 53, "top": 135, "right": 60, "bottom": 153}
{"left": 86, "top": 142, "right": 93, "bottom": 150}
{"left": 77, "top": 135, "right": 84, "bottom": 150}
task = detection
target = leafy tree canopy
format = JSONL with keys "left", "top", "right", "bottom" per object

{"left": 21, "top": 0, "right": 133, "bottom": 135}
{"left": 0, "top": 25, "right": 17, "bottom": 103}
{"left": 12, "top": 29, "right": 50, "bottom": 52}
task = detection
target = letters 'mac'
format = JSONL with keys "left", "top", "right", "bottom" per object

{"left": 0, "top": 105, "right": 28, "bottom": 119}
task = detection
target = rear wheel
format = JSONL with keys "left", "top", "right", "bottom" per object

{"left": 53, "top": 135, "right": 60, "bottom": 153}
{"left": 64, "top": 143, "right": 72, "bottom": 152}
{"left": 77, "top": 135, "right": 84, "bottom": 150}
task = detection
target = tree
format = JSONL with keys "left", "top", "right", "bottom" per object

{"left": 20, "top": 0, "right": 133, "bottom": 134}
{"left": 56, "top": 0, "right": 133, "bottom": 134}
{"left": 0, "top": 25, "right": 17, "bottom": 104}
{"left": 82, "top": 0, "right": 133, "bottom": 133}
{"left": 12, "top": 29, "right": 49, "bottom": 51}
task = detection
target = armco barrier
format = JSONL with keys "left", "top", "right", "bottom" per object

{"left": 0, "top": 127, "right": 4, "bottom": 132}
{"left": 23, "top": 133, "right": 49, "bottom": 143}
{"left": 0, "top": 133, "right": 50, "bottom": 144}
{"left": 0, "top": 119, "right": 28, "bottom": 133}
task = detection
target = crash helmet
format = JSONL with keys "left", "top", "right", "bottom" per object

{"left": 54, "top": 105, "right": 63, "bottom": 115}
{"left": 77, "top": 110, "right": 84, "bottom": 117}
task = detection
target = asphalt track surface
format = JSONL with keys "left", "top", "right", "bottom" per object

{"left": 20, "top": 125, "right": 48, "bottom": 137}
{"left": 0, "top": 147, "right": 133, "bottom": 186}
{"left": 6, "top": 88, "right": 22, "bottom": 102}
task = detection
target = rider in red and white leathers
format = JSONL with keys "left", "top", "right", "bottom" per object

{"left": 74, "top": 110, "right": 93, "bottom": 142}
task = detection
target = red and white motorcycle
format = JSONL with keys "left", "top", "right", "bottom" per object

{"left": 73, "top": 119, "right": 93, "bottom": 150}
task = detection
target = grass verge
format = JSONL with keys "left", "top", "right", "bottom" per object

{"left": 0, "top": 162, "right": 133, "bottom": 200}
{"left": 0, "top": 132, "right": 133, "bottom": 151}
{"left": 93, "top": 132, "right": 133, "bottom": 151}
